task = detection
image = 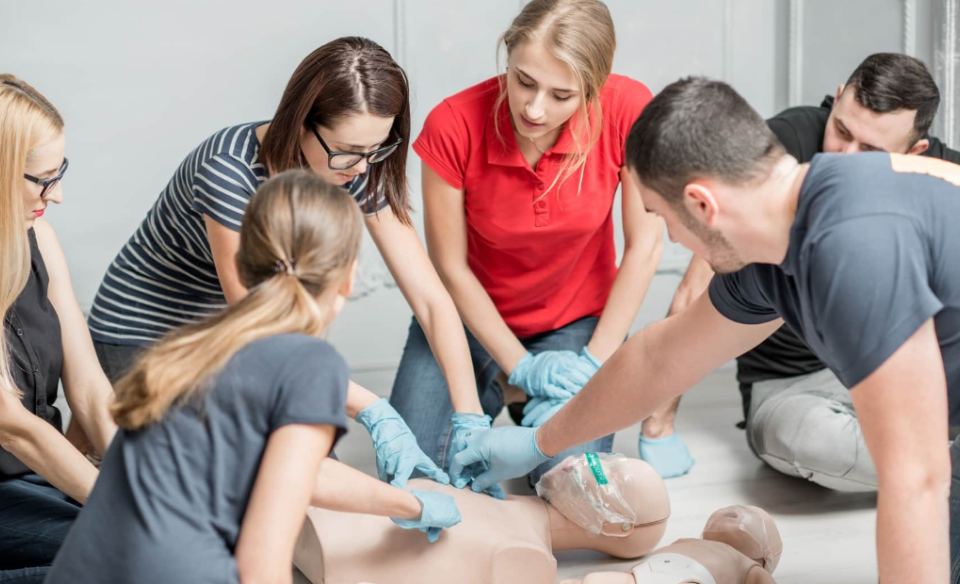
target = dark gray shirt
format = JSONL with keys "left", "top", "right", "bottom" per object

{"left": 710, "top": 152, "right": 960, "bottom": 425}
{"left": 735, "top": 95, "right": 960, "bottom": 384}
{"left": 46, "top": 334, "right": 349, "bottom": 584}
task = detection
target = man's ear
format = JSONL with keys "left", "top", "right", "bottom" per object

{"left": 834, "top": 83, "right": 845, "bottom": 105}
{"left": 683, "top": 183, "right": 720, "bottom": 226}
{"left": 908, "top": 138, "right": 930, "bottom": 156}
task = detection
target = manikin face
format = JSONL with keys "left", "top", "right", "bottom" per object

{"left": 301, "top": 112, "right": 396, "bottom": 187}
{"left": 638, "top": 178, "right": 746, "bottom": 275}
{"left": 21, "top": 132, "right": 66, "bottom": 229}
{"left": 506, "top": 39, "right": 582, "bottom": 143}
{"left": 822, "top": 84, "right": 928, "bottom": 156}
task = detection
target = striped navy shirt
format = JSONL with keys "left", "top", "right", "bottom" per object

{"left": 89, "top": 122, "right": 384, "bottom": 345}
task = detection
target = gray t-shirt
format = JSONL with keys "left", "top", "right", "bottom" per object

{"left": 710, "top": 152, "right": 960, "bottom": 425}
{"left": 46, "top": 334, "right": 349, "bottom": 584}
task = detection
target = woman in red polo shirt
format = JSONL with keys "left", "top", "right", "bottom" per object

{"left": 389, "top": 0, "right": 664, "bottom": 492}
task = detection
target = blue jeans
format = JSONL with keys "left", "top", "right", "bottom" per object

{"left": 0, "top": 474, "right": 80, "bottom": 583}
{"left": 390, "top": 315, "right": 615, "bottom": 486}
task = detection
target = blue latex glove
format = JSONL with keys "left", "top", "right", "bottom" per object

{"left": 357, "top": 399, "right": 450, "bottom": 488}
{"left": 639, "top": 433, "right": 695, "bottom": 478}
{"left": 520, "top": 397, "right": 566, "bottom": 428}
{"left": 391, "top": 490, "right": 462, "bottom": 543}
{"left": 448, "top": 413, "right": 504, "bottom": 500}
{"left": 451, "top": 426, "right": 551, "bottom": 494}
{"left": 578, "top": 346, "right": 603, "bottom": 373}
{"left": 508, "top": 350, "right": 593, "bottom": 400}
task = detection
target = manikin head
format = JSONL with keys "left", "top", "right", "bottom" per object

{"left": 625, "top": 77, "right": 788, "bottom": 274}
{"left": 560, "top": 505, "right": 782, "bottom": 584}
{"left": 701, "top": 505, "right": 782, "bottom": 572}
{"left": 823, "top": 53, "right": 940, "bottom": 156}
{"left": 544, "top": 455, "right": 671, "bottom": 559}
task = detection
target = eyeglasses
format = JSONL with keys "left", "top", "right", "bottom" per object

{"left": 24, "top": 158, "right": 69, "bottom": 198}
{"left": 311, "top": 126, "right": 401, "bottom": 171}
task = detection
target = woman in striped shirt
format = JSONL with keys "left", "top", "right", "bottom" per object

{"left": 88, "top": 37, "right": 477, "bottom": 488}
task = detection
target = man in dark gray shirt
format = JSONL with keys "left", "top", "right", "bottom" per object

{"left": 639, "top": 53, "right": 960, "bottom": 488}
{"left": 454, "top": 77, "right": 960, "bottom": 583}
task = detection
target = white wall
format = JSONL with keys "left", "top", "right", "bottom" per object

{"left": 2, "top": 0, "right": 955, "bottom": 371}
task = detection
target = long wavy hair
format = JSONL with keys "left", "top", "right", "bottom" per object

{"left": 494, "top": 0, "right": 616, "bottom": 199}
{"left": 111, "top": 170, "right": 362, "bottom": 429}
{"left": 0, "top": 75, "right": 64, "bottom": 396}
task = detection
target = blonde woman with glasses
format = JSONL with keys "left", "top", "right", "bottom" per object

{"left": 0, "top": 75, "right": 116, "bottom": 583}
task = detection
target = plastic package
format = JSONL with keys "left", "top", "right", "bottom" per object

{"left": 701, "top": 505, "right": 782, "bottom": 572}
{"left": 535, "top": 452, "right": 637, "bottom": 535}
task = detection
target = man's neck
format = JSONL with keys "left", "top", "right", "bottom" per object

{"left": 743, "top": 156, "right": 808, "bottom": 266}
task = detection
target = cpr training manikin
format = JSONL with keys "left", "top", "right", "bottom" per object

{"left": 294, "top": 453, "right": 782, "bottom": 584}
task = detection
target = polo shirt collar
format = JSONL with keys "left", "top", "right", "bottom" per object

{"left": 485, "top": 100, "right": 594, "bottom": 166}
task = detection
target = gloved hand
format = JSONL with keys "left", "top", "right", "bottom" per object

{"left": 391, "top": 490, "right": 462, "bottom": 543}
{"left": 508, "top": 350, "right": 594, "bottom": 400}
{"left": 357, "top": 399, "right": 450, "bottom": 488}
{"left": 577, "top": 346, "right": 603, "bottom": 374}
{"left": 520, "top": 396, "right": 567, "bottom": 428}
{"left": 448, "top": 413, "right": 504, "bottom": 500}
{"left": 451, "top": 426, "right": 551, "bottom": 494}
{"left": 639, "top": 433, "right": 695, "bottom": 478}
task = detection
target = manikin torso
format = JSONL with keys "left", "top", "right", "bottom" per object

{"left": 295, "top": 459, "right": 670, "bottom": 584}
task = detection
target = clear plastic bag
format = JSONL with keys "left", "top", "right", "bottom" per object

{"left": 535, "top": 452, "right": 637, "bottom": 535}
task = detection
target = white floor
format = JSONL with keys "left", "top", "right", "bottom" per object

{"left": 295, "top": 367, "right": 878, "bottom": 584}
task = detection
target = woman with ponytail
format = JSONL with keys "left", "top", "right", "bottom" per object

{"left": 0, "top": 76, "right": 117, "bottom": 582}
{"left": 87, "top": 37, "right": 476, "bottom": 489}
{"left": 47, "top": 171, "right": 460, "bottom": 584}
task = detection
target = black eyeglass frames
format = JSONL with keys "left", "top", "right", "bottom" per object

{"left": 24, "top": 158, "right": 69, "bottom": 198}
{"left": 311, "top": 126, "right": 401, "bottom": 171}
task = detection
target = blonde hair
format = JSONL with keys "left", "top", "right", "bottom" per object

{"left": 0, "top": 75, "right": 64, "bottom": 397}
{"left": 111, "top": 170, "right": 363, "bottom": 430}
{"left": 495, "top": 0, "right": 616, "bottom": 198}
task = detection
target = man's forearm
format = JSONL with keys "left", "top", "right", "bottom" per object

{"left": 536, "top": 296, "right": 780, "bottom": 457}
{"left": 875, "top": 479, "right": 949, "bottom": 582}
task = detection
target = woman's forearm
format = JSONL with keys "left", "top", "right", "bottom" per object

{"left": 410, "top": 295, "right": 483, "bottom": 414}
{"left": 345, "top": 381, "right": 380, "bottom": 419}
{"left": 311, "top": 458, "right": 421, "bottom": 520}
{"left": 587, "top": 230, "right": 663, "bottom": 361}
{"left": 0, "top": 413, "right": 98, "bottom": 502}
{"left": 67, "top": 381, "right": 117, "bottom": 457}
{"left": 440, "top": 265, "right": 528, "bottom": 376}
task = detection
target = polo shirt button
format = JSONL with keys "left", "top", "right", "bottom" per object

{"left": 32, "top": 364, "right": 39, "bottom": 373}
{"left": 537, "top": 182, "right": 545, "bottom": 189}
{"left": 536, "top": 201, "right": 546, "bottom": 209}
{"left": 16, "top": 328, "right": 22, "bottom": 336}
{"left": 37, "top": 398, "right": 44, "bottom": 406}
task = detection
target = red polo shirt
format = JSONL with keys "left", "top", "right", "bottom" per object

{"left": 414, "top": 74, "right": 653, "bottom": 338}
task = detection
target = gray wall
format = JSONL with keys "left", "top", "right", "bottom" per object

{"left": 2, "top": 0, "right": 956, "bottom": 371}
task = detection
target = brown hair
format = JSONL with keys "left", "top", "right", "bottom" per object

{"left": 111, "top": 170, "right": 363, "bottom": 429}
{"left": 0, "top": 75, "right": 64, "bottom": 396}
{"left": 495, "top": 0, "right": 616, "bottom": 198}
{"left": 261, "top": 37, "right": 412, "bottom": 225}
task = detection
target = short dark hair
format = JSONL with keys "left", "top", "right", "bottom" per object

{"left": 845, "top": 53, "right": 940, "bottom": 143}
{"left": 626, "top": 77, "right": 783, "bottom": 207}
